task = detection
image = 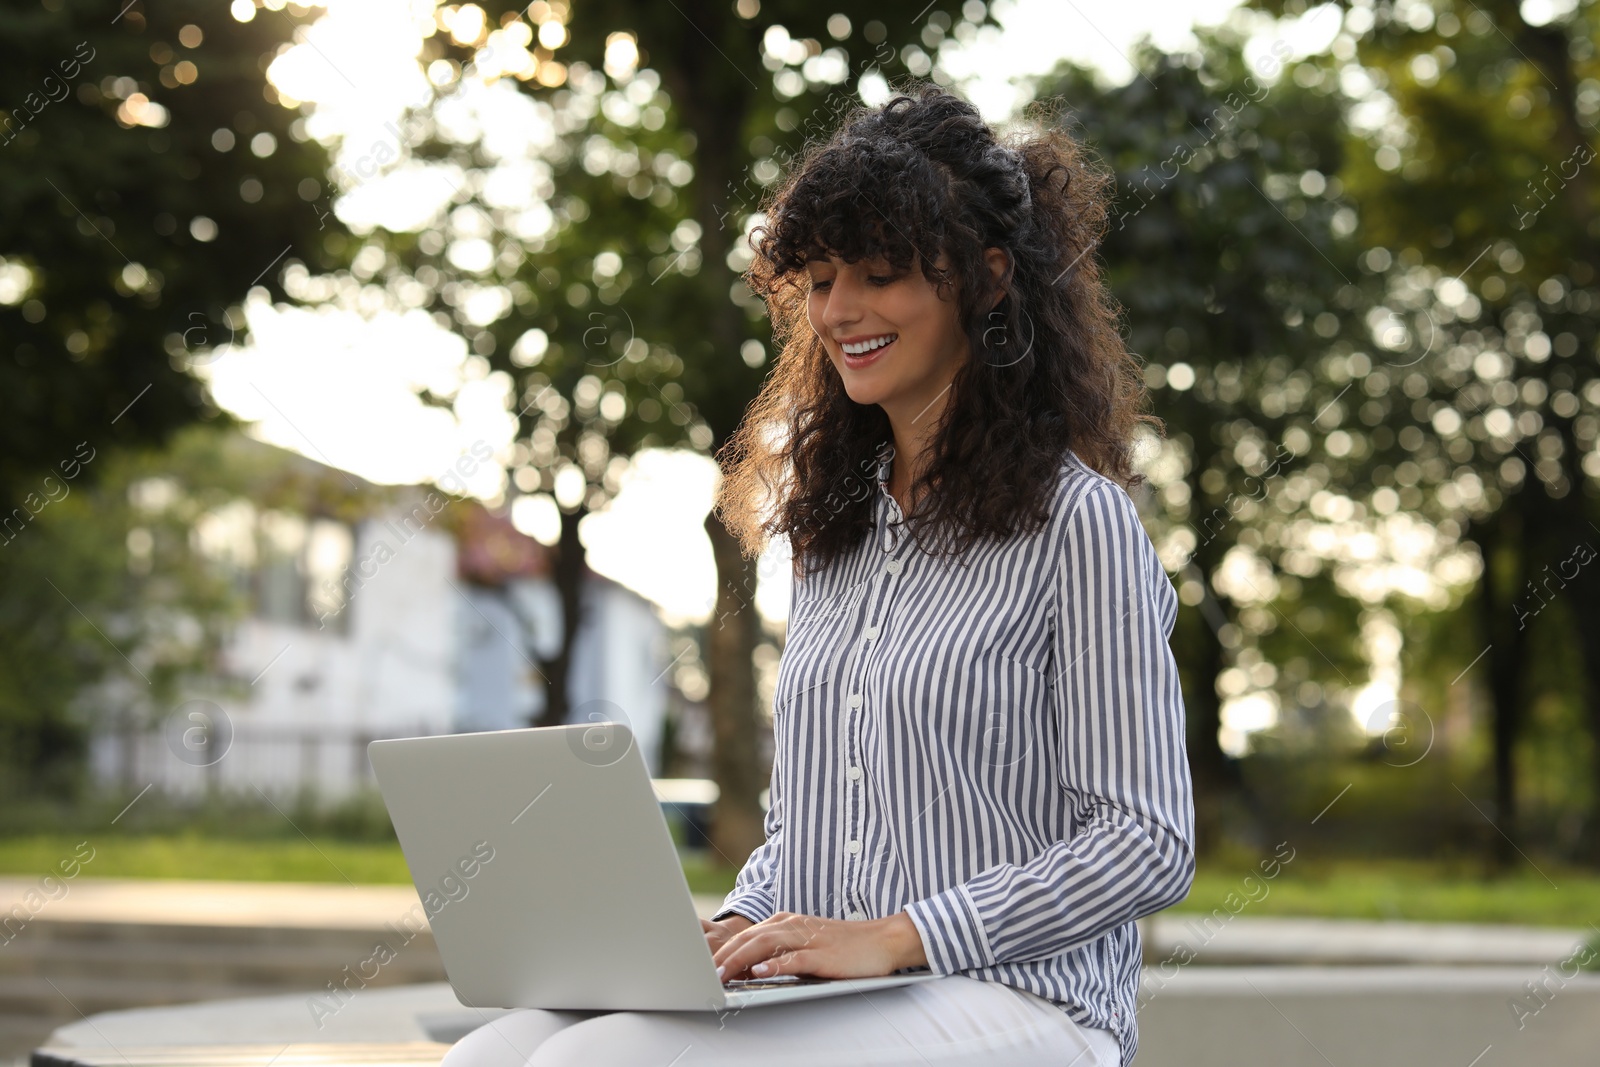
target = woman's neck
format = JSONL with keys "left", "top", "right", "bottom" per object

{"left": 886, "top": 424, "right": 936, "bottom": 516}
{"left": 881, "top": 365, "right": 960, "bottom": 516}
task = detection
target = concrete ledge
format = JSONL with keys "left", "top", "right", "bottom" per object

{"left": 1135, "top": 966, "right": 1600, "bottom": 1067}
{"left": 1141, "top": 913, "right": 1596, "bottom": 966}
{"left": 40, "top": 983, "right": 500, "bottom": 1049}
{"left": 36, "top": 968, "right": 1600, "bottom": 1067}
{"left": 32, "top": 1043, "right": 450, "bottom": 1067}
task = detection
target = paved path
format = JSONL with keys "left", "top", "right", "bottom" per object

{"left": 0, "top": 877, "right": 454, "bottom": 930}
{"left": 5, "top": 877, "right": 1590, "bottom": 966}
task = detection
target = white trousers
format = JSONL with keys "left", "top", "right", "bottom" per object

{"left": 439, "top": 975, "right": 1121, "bottom": 1067}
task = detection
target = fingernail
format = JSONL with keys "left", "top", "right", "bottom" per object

{"left": 752, "top": 962, "right": 769, "bottom": 976}
{"left": 716, "top": 965, "right": 725, "bottom": 980}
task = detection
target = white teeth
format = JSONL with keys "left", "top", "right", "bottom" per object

{"left": 841, "top": 334, "right": 896, "bottom": 356}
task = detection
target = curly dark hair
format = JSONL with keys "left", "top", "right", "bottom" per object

{"left": 713, "top": 82, "right": 1159, "bottom": 578}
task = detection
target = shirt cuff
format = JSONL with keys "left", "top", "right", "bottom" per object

{"left": 712, "top": 891, "right": 775, "bottom": 926}
{"left": 903, "top": 882, "right": 996, "bottom": 974}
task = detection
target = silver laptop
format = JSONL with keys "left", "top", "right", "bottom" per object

{"left": 368, "top": 723, "right": 940, "bottom": 1011}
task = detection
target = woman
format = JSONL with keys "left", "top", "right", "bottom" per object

{"left": 443, "top": 82, "right": 1193, "bottom": 1067}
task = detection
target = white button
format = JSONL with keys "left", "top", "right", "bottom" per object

{"left": 847, "top": 765, "right": 862, "bottom": 780}
{"left": 864, "top": 624, "right": 880, "bottom": 639}
{"left": 846, "top": 910, "right": 866, "bottom": 921}
{"left": 848, "top": 693, "right": 863, "bottom": 708}
{"left": 846, "top": 839, "right": 861, "bottom": 854}
{"left": 885, "top": 560, "right": 902, "bottom": 575}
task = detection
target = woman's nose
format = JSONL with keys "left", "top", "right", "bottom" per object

{"left": 821, "top": 278, "right": 862, "bottom": 331}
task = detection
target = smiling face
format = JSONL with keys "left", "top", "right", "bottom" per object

{"left": 804, "top": 254, "right": 971, "bottom": 426}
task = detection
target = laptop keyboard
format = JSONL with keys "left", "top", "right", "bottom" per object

{"left": 723, "top": 975, "right": 834, "bottom": 990}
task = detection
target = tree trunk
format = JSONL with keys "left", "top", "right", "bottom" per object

{"left": 1562, "top": 522, "right": 1600, "bottom": 861}
{"left": 703, "top": 509, "right": 768, "bottom": 865}
{"left": 1545, "top": 419, "right": 1600, "bottom": 860}
{"left": 1472, "top": 505, "right": 1533, "bottom": 868}
{"left": 658, "top": 11, "right": 767, "bottom": 868}
{"left": 532, "top": 504, "right": 588, "bottom": 729}
{"left": 1496, "top": 0, "right": 1600, "bottom": 265}
{"left": 1509, "top": 6, "right": 1600, "bottom": 860}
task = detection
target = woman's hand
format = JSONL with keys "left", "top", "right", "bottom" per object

{"left": 701, "top": 914, "right": 755, "bottom": 959}
{"left": 710, "top": 911, "right": 928, "bottom": 982}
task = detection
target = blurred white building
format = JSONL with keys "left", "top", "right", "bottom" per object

{"left": 91, "top": 437, "right": 672, "bottom": 798}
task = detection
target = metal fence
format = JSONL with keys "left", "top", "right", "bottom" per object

{"left": 90, "top": 721, "right": 440, "bottom": 801}
{"left": 88, "top": 722, "right": 740, "bottom": 835}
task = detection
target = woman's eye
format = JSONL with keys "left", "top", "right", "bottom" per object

{"left": 808, "top": 279, "right": 832, "bottom": 292}
{"left": 867, "top": 274, "right": 897, "bottom": 286}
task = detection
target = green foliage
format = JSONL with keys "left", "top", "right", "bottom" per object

{"left": 1030, "top": 2, "right": 1600, "bottom": 858}
{"left": 0, "top": 0, "right": 345, "bottom": 506}
{"left": 1030, "top": 27, "right": 1379, "bottom": 843}
{"left": 0, "top": 0, "right": 352, "bottom": 800}
{"left": 1237, "top": 0, "right": 1600, "bottom": 850}
{"left": 488, "top": 0, "right": 999, "bottom": 442}
{"left": 359, "top": 0, "right": 1003, "bottom": 516}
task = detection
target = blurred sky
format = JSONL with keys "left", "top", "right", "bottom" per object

{"left": 210, "top": 0, "right": 1355, "bottom": 630}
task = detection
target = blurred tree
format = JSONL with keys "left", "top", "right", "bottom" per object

{"left": 363, "top": 55, "right": 714, "bottom": 732}
{"left": 0, "top": 0, "right": 345, "bottom": 500}
{"left": 1247, "top": 0, "right": 1600, "bottom": 859}
{"left": 0, "top": 0, "right": 349, "bottom": 791}
{"left": 1034, "top": 23, "right": 1375, "bottom": 851}
{"left": 390, "top": 0, "right": 1001, "bottom": 863}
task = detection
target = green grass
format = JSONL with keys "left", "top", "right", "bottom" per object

{"left": 680, "top": 851, "right": 739, "bottom": 896}
{"left": 4, "top": 835, "right": 1599, "bottom": 934}
{"left": 0, "top": 833, "right": 746, "bottom": 893}
{"left": 1172, "top": 858, "right": 1600, "bottom": 928}
{"left": 0, "top": 833, "right": 415, "bottom": 884}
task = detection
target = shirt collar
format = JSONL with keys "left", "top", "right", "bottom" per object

{"left": 876, "top": 447, "right": 893, "bottom": 493}
{"left": 874, "top": 441, "right": 904, "bottom": 549}
{"left": 874, "top": 441, "right": 899, "bottom": 508}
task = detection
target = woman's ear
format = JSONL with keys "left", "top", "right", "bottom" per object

{"left": 984, "top": 247, "right": 1011, "bottom": 310}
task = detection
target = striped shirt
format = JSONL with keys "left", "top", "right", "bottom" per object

{"left": 714, "top": 445, "right": 1195, "bottom": 1066}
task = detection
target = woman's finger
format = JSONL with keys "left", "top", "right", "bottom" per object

{"left": 749, "top": 945, "right": 808, "bottom": 977}
{"left": 714, "top": 928, "right": 771, "bottom": 975}
{"left": 716, "top": 925, "right": 795, "bottom": 978}
{"left": 712, "top": 914, "right": 785, "bottom": 967}
{"left": 721, "top": 917, "right": 834, "bottom": 979}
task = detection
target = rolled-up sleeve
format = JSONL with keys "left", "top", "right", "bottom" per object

{"left": 903, "top": 481, "right": 1195, "bottom": 973}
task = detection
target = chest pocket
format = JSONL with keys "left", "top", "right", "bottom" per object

{"left": 775, "top": 578, "right": 870, "bottom": 715}
{"left": 969, "top": 645, "right": 1053, "bottom": 771}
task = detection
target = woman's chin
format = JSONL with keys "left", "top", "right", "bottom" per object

{"left": 840, "top": 381, "right": 889, "bottom": 407}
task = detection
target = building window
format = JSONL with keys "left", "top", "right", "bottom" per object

{"left": 195, "top": 501, "right": 353, "bottom": 633}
